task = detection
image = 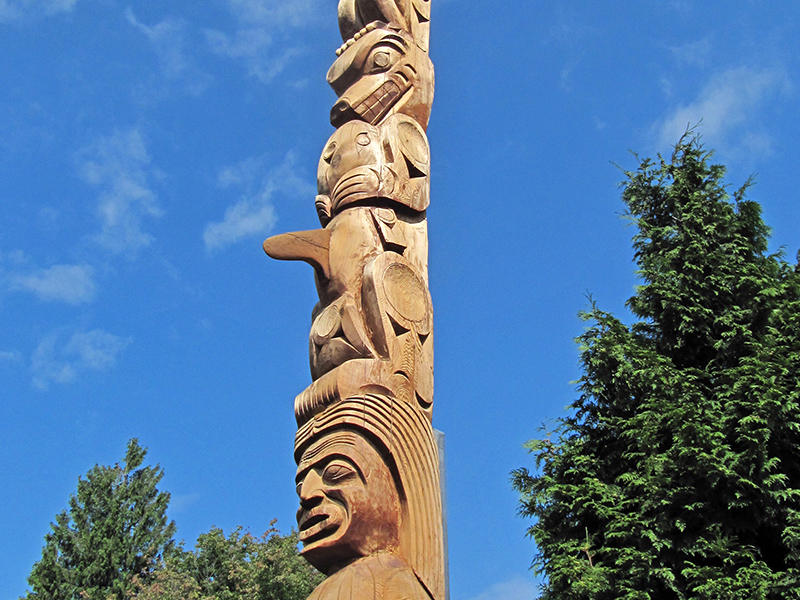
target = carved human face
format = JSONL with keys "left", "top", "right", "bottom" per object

{"left": 295, "top": 431, "right": 400, "bottom": 573}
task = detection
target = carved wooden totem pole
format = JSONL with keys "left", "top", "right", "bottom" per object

{"left": 263, "top": 1, "right": 442, "bottom": 599}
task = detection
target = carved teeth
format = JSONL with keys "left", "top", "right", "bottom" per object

{"left": 356, "top": 80, "right": 402, "bottom": 122}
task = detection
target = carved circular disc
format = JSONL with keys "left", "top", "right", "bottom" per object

{"left": 382, "top": 263, "right": 427, "bottom": 323}
{"left": 312, "top": 303, "right": 341, "bottom": 341}
{"left": 397, "top": 120, "right": 429, "bottom": 167}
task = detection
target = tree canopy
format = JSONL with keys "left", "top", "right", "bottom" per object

{"left": 23, "top": 440, "right": 323, "bottom": 600}
{"left": 512, "top": 135, "right": 800, "bottom": 599}
{"left": 24, "top": 439, "right": 176, "bottom": 600}
{"left": 129, "top": 525, "right": 323, "bottom": 600}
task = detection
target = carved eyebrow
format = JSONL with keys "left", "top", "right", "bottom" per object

{"left": 300, "top": 433, "right": 358, "bottom": 464}
{"left": 296, "top": 434, "right": 360, "bottom": 480}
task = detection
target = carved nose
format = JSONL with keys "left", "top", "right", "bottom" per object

{"left": 330, "top": 100, "right": 357, "bottom": 128}
{"left": 298, "top": 470, "right": 324, "bottom": 509}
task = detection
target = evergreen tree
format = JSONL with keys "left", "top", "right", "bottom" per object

{"left": 24, "top": 439, "right": 176, "bottom": 600}
{"left": 512, "top": 135, "right": 800, "bottom": 599}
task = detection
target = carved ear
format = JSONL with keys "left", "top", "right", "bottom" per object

{"left": 263, "top": 230, "right": 332, "bottom": 281}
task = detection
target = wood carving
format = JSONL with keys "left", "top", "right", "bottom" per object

{"left": 263, "top": 1, "right": 442, "bottom": 599}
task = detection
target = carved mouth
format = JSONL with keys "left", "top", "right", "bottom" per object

{"left": 330, "top": 168, "right": 382, "bottom": 210}
{"left": 355, "top": 80, "right": 403, "bottom": 123}
{"left": 298, "top": 508, "right": 338, "bottom": 544}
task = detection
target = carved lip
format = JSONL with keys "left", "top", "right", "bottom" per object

{"left": 298, "top": 507, "right": 339, "bottom": 543}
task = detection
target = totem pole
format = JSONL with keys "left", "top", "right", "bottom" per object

{"left": 263, "top": 1, "right": 442, "bottom": 599}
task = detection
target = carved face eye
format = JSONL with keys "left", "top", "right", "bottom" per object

{"left": 365, "top": 45, "right": 401, "bottom": 74}
{"left": 322, "top": 460, "right": 358, "bottom": 485}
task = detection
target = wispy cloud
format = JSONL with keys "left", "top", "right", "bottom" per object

{"left": 224, "top": 0, "right": 326, "bottom": 27}
{"left": 205, "top": 28, "right": 300, "bottom": 83}
{"left": 78, "top": 128, "right": 163, "bottom": 255}
{"left": 670, "top": 37, "right": 712, "bottom": 68}
{"left": 30, "top": 329, "right": 132, "bottom": 390}
{"left": 169, "top": 492, "right": 202, "bottom": 514}
{"left": 205, "top": 0, "right": 326, "bottom": 83}
{"left": 204, "top": 152, "right": 312, "bottom": 252}
{"left": 0, "top": 349, "right": 23, "bottom": 363}
{"left": 654, "top": 66, "right": 792, "bottom": 154}
{"left": 125, "top": 7, "right": 211, "bottom": 95}
{"left": 7, "top": 263, "right": 96, "bottom": 304}
{"left": 467, "top": 575, "right": 539, "bottom": 600}
{"left": 0, "top": 0, "right": 78, "bottom": 22}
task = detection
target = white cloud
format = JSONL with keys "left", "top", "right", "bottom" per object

{"left": 7, "top": 263, "right": 96, "bottom": 304}
{"left": 467, "top": 575, "right": 539, "bottom": 600}
{"left": 78, "top": 128, "right": 163, "bottom": 255}
{"left": 30, "top": 329, "right": 131, "bottom": 390}
{"left": 205, "top": 0, "right": 325, "bottom": 83}
{"left": 654, "top": 66, "right": 792, "bottom": 154}
{"left": 125, "top": 8, "right": 211, "bottom": 95}
{"left": 204, "top": 152, "right": 312, "bottom": 251}
{"left": 0, "top": 0, "right": 77, "bottom": 22}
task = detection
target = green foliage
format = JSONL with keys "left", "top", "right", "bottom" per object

{"left": 23, "top": 439, "right": 177, "bottom": 600}
{"left": 512, "top": 134, "right": 800, "bottom": 599}
{"left": 127, "top": 567, "right": 203, "bottom": 600}
{"left": 130, "top": 524, "right": 324, "bottom": 600}
{"left": 23, "top": 440, "right": 324, "bottom": 600}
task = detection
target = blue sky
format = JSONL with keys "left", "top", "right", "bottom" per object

{"left": 1, "top": 1, "right": 798, "bottom": 599}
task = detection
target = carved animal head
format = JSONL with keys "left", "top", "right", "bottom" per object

{"left": 317, "top": 113, "right": 430, "bottom": 220}
{"left": 327, "top": 23, "right": 434, "bottom": 130}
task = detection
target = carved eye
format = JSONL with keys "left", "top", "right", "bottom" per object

{"left": 356, "top": 132, "right": 371, "bottom": 147}
{"left": 322, "top": 461, "right": 357, "bottom": 485}
{"left": 365, "top": 45, "right": 400, "bottom": 74}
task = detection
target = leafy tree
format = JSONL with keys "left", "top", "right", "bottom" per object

{"left": 23, "top": 440, "right": 322, "bottom": 600}
{"left": 23, "top": 439, "right": 176, "bottom": 600}
{"left": 130, "top": 524, "right": 324, "bottom": 600}
{"left": 512, "top": 134, "right": 800, "bottom": 599}
{"left": 127, "top": 567, "right": 202, "bottom": 600}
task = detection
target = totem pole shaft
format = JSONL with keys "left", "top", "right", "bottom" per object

{"left": 263, "top": 2, "right": 441, "bottom": 599}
